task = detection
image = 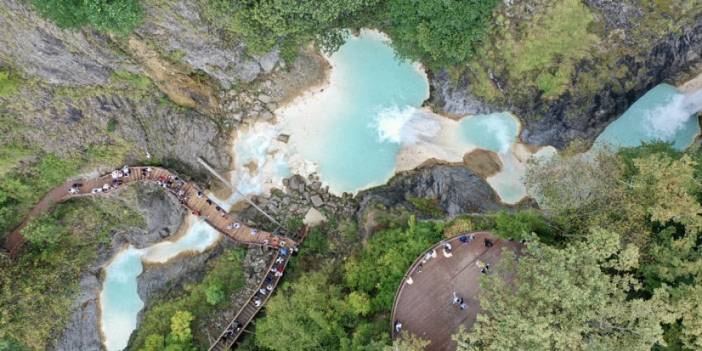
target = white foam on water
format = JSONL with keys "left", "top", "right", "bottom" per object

{"left": 643, "top": 93, "right": 691, "bottom": 139}
{"left": 372, "top": 106, "right": 441, "bottom": 145}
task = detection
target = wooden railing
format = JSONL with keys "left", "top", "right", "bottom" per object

{"left": 208, "top": 226, "right": 309, "bottom": 351}
{"left": 3, "top": 166, "right": 297, "bottom": 257}
{"left": 388, "top": 232, "right": 492, "bottom": 339}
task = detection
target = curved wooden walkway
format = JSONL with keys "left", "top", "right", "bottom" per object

{"left": 390, "top": 232, "right": 522, "bottom": 351}
{"left": 2, "top": 165, "right": 308, "bottom": 350}
{"left": 3, "top": 166, "right": 297, "bottom": 257}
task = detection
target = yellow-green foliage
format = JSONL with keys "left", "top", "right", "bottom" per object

{"left": 130, "top": 248, "right": 247, "bottom": 350}
{"left": 0, "top": 69, "right": 20, "bottom": 98}
{"left": 472, "top": 0, "right": 599, "bottom": 101}
{"left": 110, "top": 70, "right": 153, "bottom": 91}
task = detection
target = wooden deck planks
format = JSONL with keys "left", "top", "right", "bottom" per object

{"left": 392, "top": 233, "right": 522, "bottom": 351}
{"left": 4, "top": 166, "right": 297, "bottom": 257}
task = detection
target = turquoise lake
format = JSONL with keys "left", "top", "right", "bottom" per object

{"left": 100, "top": 219, "right": 219, "bottom": 351}
{"left": 280, "top": 30, "right": 430, "bottom": 193}
{"left": 595, "top": 84, "right": 700, "bottom": 150}
{"left": 458, "top": 112, "right": 520, "bottom": 153}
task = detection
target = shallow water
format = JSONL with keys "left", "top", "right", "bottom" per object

{"left": 100, "top": 218, "right": 219, "bottom": 351}
{"left": 458, "top": 113, "right": 519, "bottom": 154}
{"left": 278, "top": 30, "right": 430, "bottom": 193}
{"left": 595, "top": 84, "right": 701, "bottom": 150}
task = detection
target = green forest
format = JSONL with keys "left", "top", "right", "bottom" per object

{"left": 231, "top": 143, "right": 702, "bottom": 351}
{"left": 2, "top": 0, "right": 701, "bottom": 350}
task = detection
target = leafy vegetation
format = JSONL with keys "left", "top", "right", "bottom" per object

{"left": 382, "top": 0, "right": 499, "bottom": 68}
{"left": 0, "top": 140, "right": 133, "bottom": 240}
{"left": 0, "top": 198, "right": 143, "bottom": 350}
{"left": 0, "top": 69, "right": 21, "bottom": 98}
{"left": 130, "top": 248, "right": 247, "bottom": 350}
{"left": 200, "top": 0, "right": 381, "bottom": 55}
{"left": 469, "top": 0, "right": 599, "bottom": 101}
{"left": 255, "top": 217, "right": 442, "bottom": 350}
{"left": 454, "top": 228, "right": 665, "bottom": 350}
{"left": 31, "top": 0, "right": 143, "bottom": 35}
{"left": 406, "top": 196, "right": 445, "bottom": 218}
{"left": 450, "top": 142, "right": 702, "bottom": 350}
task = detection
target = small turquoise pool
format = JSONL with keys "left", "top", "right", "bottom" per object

{"left": 595, "top": 84, "right": 700, "bottom": 150}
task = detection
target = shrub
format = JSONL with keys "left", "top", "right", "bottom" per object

{"left": 31, "top": 0, "right": 143, "bottom": 35}
{"left": 0, "top": 69, "right": 20, "bottom": 98}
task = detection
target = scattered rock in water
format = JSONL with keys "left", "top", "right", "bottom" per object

{"left": 462, "top": 149, "right": 503, "bottom": 178}
{"left": 277, "top": 134, "right": 290, "bottom": 143}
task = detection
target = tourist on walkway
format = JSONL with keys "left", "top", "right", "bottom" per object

{"left": 443, "top": 242, "right": 453, "bottom": 255}
{"left": 484, "top": 238, "right": 494, "bottom": 247}
{"left": 394, "top": 320, "right": 402, "bottom": 333}
{"left": 476, "top": 260, "right": 490, "bottom": 274}
{"left": 253, "top": 297, "right": 262, "bottom": 307}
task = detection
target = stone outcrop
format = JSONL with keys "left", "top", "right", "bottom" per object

{"left": 0, "top": 0, "right": 135, "bottom": 86}
{"left": 50, "top": 185, "right": 185, "bottom": 351}
{"left": 136, "top": 0, "right": 277, "bottom": 88}
{"left": 358, "top": 165, "right": 504, "bottom": 219}
{"left": 430, "top": 7, "right": 702, "bottom": 149}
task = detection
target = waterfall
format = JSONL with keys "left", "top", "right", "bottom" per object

{"left": 372, "top": 106, "right": 440, "bottom": 145}
{"left": 643, "top": 88, "right": 702, "bottom": 139}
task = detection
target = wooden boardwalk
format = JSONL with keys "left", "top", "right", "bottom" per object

{"left": 209, "top": 226, "right": 308, "bottom": 351}
{"left": 2, "top": 165, "right": 309, "bottom": 350}
{"left": 3, "top": 166, "right": 297, "bottom": 257}
{"left": 391, "top": 232, "right": 522, "bottom": 351}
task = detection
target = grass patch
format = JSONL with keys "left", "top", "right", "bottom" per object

{"left": 407, "top": 196, "right": 445, "bottom": 218}
{"left": 0, "top": 68, "right": 21, "bottom": 98}
{"left": 0, "top": 137, "right": 136, "bottom": 240}
{"left": 110, "top": 70, "right": 153, "bottom": 91}
{"left": 472, "top": 0, "right": 599, "bottom": 101}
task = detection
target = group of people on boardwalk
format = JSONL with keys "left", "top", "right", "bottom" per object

{"left": 393, "top": 233, "right": 498, "bottom": 337}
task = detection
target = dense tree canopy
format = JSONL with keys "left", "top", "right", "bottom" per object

{"left": 227, "top": 0, "right": 381, "bottom": 55}
{"left": 256, "top": 217, "right": 443, "bottom": 351}
{"left": 383, "top": 0, "right": 499, "bottom": 67}
{"left": 521, "top": 143, "right": 702, "bottom": 350}
{"left": 454, "top": 229, "right": 667, "bottom": 350}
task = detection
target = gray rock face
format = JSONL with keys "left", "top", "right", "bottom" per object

{"left": 0, "top": 0, "right": 133, "bottom": 86}
{"left": 357, "top": 165, "right": 504, "bottom": 219}
{"left": 136, "top": 0, "right": 277, "bottom": 88}
{"left": 429, "top": 9, "right": 702, "bottom": 149}
{"left": 518, "top": 15, "right": 702, "bottom": 148}
{"left": 430, "top": 70, "right": 496, "bottom": 117}
{"left": 51, "top": 186, "right": 185, "bottom": 351}
{"left": 51, "top": 274, "right": 103, "bottom": 351}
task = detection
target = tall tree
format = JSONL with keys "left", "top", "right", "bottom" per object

{"left": 453, "top": 229, "right": 667, "bottom": 350}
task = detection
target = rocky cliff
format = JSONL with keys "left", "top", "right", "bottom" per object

{"left": 430, "top": 2, "right": 702, "bottom": 149}
{"left": 358, "top": 164, "right": 505, "bottom": 218}
{"left": 50, "top": 184, "right": 185, "bottom": 351}
{"left": 0, "top": 0, "right": 323, "bottom": 178}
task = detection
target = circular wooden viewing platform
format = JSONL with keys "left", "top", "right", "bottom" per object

{"left": 391, "top": 232, "right": 522, "bottom": 351}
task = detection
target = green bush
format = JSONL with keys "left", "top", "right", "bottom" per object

{"left": 383, "top": 0, "right": 499, "bottom": 67}
{"left": 257, "top": 217, "right": 443, "bottom": 350}
{"left": 31, "top": 0, "right": 143, "bottom": 35}
{"left": 130, "top": 248, "right": 246, "bottom": 350}
{"left": 0, "top": 69, "right": 20, "bottom": 98}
